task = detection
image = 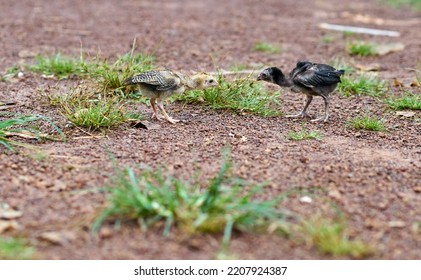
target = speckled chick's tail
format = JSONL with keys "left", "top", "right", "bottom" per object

{"left": 124, "top": 77, "right": 136, "bottom": 85}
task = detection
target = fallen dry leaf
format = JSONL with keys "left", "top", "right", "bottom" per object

{"left": 341, "top": 11, "right": 421, "bottom": 27}
{"left": 48, "top": 180, "right": 67, "bottom": 192}
{"left": 0, "top": 101, "right": 16, "bottom": 106}
{"left": 396, "top": 111, "right": 416, "bottom": 118}
{"left": 410, "top": 79, "right": 420, "bottom": 87}
{"left": 373, "top": 43, "right": 405, "bottom": 56}
{"left": 393, "top": 79, "right": 404, "bottom": 87}
{"left": 4, "top": 131, "right": 40, "bottom": 139}
{"left": 39, "top": 231, "right": 77, "bottom": 246}
{"left": 0, "top": 207, "right": 23, "bottom": 220}
{"left": 328, "top": 189, "right": 342, "bottom": 200}
{"left": 41, "top": 74, "right": 56, "bottom": 79}
{"left": 388, "top": 220, "right": 406, "bottom": 228}
{"left": 0, "top": 220, "right": 20, "bottom": 233}
{"left": 18, "top": 49, "right": 37, "bottom": 58}
{"left": 132, "top": 120, "right": 160, "bottom": 130}
{"left": 411, "top": 222, "right": 421, "bottom": 234}
{"left": 364, "top": 218, "right": 384, "bottom": 229}
{"left": 4, "top": 130, "right": 61, "bottom": 140}
{"left": 412, "top": 185, "right": 421, "bottom": 193}
{"left": 355, "top": 63, "right": 383, "bottom": 72}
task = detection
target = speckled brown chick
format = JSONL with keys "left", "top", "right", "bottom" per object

{"left": 125, "top": 70, "right": 218, "bottom": 124}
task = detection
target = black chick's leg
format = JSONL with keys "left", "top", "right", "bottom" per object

{"left": 311, "top": 95, "right": 329, "bottom": 122}
{"left": 286, "top": 95, "right": 312, "bottom": 118}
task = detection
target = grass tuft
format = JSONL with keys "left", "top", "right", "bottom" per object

{"left": 347, "top": 114, "right": 386, "bottom": 131}
{"left": 0, "top": 237, "right": 34, "bottom": 260}
{"left": 346, "top": 41, "right": 376, "bottom": 57}
{"left": 28, "top": 50, "right": 155, "bottom": 96}
{"left": 47, "top": 86, "right": 138, "bottom": 131}
{"left": 30, "top": 53, "right": 85, "bottom": 79}
{"left": 0, "top": 112, "right": 65, "bottom": 151}
{"left": 254, "top": 41, "right": 282, "bottom": 54}
{"left": 175, "top": 76, "right": 282, "bottom": 117}
{"left": 338, "top": 74, "right": 387, "bottom": 98}
{"left": 93, "top": 153, "right": 289, "bottom": 249}
{"left": 287, "top": 129, "right": 323, "bottom": 141}
{"left": 91, "top": 52, "right": 155, "bottom": 94}
{"left": 342, "top": 31, "right": 357, "bottom": 37}
{"left": 322, "top": 34, "right": 335, "bottom": 44}
{"left": 302, "top": 217, "right": 372, "bottom": 258}
{"left": 381, "top": 0, "right": 421, "bottom": 10}
{"left": 66, "top": 99, "right": 131, "bottom": 131}
{"left": 330, "top": 57, "right": 355, "bottom": 74}
{"left": 229, "top": 64, "right": 248, "bottom": 72}
{"left": 1, "top": 65, "right": 20, "bottom": 81}
{"left": 385, "top": 92, "right": 421, "bottom": 110}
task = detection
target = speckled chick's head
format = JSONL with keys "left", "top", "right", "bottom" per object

{"left": 191, "top": 73, "right": 219, "bottom": 89}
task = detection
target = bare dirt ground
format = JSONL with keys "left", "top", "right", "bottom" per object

{"left": 0, "top": 0, "right": 420, "bottom": 259}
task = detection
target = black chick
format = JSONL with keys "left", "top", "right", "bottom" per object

{"left": 257, "top": 61, "right": 345, "bottom": 122}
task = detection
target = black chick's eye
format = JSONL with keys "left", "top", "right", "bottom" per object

{"left": 209, "top": 79, "right": 214, "bottom": 83}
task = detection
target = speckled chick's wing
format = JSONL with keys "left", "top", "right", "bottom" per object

{"left": 293, "top": 64, "right": 343, "bottom": 88}
{"left": 125, "top": 70, "right": 180, "bottom": 91}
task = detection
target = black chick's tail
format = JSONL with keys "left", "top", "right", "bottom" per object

{"left": 337, "top": 70, "right": 345, "bottom": 83}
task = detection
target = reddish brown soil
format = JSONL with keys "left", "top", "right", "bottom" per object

{"left": 0, "top": 0, "right": 420, "bottom": 259}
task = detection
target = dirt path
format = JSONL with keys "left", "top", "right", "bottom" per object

{"left": 0, "top": 0, "right": 420, "bottom": 259}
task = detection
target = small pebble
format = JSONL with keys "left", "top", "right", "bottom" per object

{"left": 388, "top": 220, "right": 406, "bottom": 228}
{"left": 99, "top": 227, "right": 113, "bottom": 239}
{"left": 299, "top": 196, "right": 313, "bottom": 204}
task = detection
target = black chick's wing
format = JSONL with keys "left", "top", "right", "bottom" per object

{"left": 290, "top": 61, "right": 313, "bottom": 80}
{"left": 293, "top": 64, "right": 343, "bottom": 88}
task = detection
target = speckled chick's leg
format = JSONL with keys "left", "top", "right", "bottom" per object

{"left": 286, "top": 95, "right": 312, "bottom": 118}
{"left": 157, "top": 100, "right": 180, "bottom": 124}
{"left": 150, "top": 98, "right": 162, "bottom": 121}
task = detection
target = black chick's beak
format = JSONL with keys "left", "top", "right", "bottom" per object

{"left": 256, "top": 74, "right": 263, "bottom": 81}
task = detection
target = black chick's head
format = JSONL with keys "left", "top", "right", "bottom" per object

{"left": 257, "top": 67, "right": 284, "bottom": 84}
